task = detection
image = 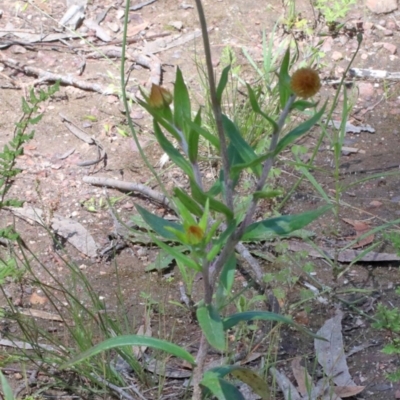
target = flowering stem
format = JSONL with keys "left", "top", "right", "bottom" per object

{"left": 193, "top": 0, "right": 233, "bottom": 211}
{"left": 210, "top": 95, "right": 296, "bottom": 283}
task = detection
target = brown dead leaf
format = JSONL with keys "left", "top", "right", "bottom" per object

{"left": 132, "top": 314, "right": 152, "bottom": 358}
{"left": 342, "top": 218, "right": 374, "bottom": 249}
{"left": 29, "top": 292, "right": 47, "bottom": 305}
{"left": 334, "top": 385, "right": 365, "bottom": 397}
{"left": 291, "top": 357, "right": 313, "bottom": 396}
{"left": 127, "top": 22, "right": 149, "bottom": 37}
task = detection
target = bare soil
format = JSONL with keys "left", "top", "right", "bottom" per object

{"left": 1, "top": 0, "right": 400, "bottom": 399}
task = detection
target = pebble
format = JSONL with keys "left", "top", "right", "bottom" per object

{"left": 331, "top": 51, "right": 343, "bottom": 61}
{"left": 358, "top": 82, "right": 374, "bottom": 100}
{"left": 369, "top": 200, "right": 382, "bottom": 207}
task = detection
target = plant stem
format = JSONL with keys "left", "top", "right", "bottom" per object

{"left": 192, "top": 333, "right": 210, "bottom": 400}
{"left": 193, "top": 0, "right": 233, "bottom": 211}
{"left": 210, "top": 95, "right": 296, "bottom": 283}
{"left": 121, "top": 0, "right": 172, "bottom": 209}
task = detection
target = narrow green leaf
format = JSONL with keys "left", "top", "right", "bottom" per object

{"left": 230, "top": 151, "right": 273, "bottom": 176}
{"left": 153, "top": 121, "right": 194, "bottom": 179}
{"left": 174, "top": 67, "right": 191, "bottom": 131}
{"left": 151, "top": 235, "right": 201, "bottom": 271}
{"left": 62, "top": 335, "right": 195, "bottom": 369}
{"left": 278, "top": 47, "right": 291, "bottom": 109}
{"left": 21, "top": 97, "right": 31, "bottom": 114}
{"left": 219, "top": 254, "right": 236, "bottom": 294}
{"left": 201, "top": 374, "right": 245, "bottom": 400}
{"left": 135, "top": 204, "right": 183, "bottom": 240}
{"left": 223, "top": 311, "right": 326, "bottom": 340}
{"left": 253, "top": 189, "right": 283, "bottom": 199}
{"left": 216, "top": 65, "right": 231, "bottom": 104}
{"left": 186, "top": 119, "right": 220, "bottom": 150}
{"left": 174, "top": 188, "right": 203, "bottom": 217}
{"left": 246, "top": 84, "right": 278, "bottom": 131}
{"left": 197, "top": 304, "right": 226, "bottom": 351}
{"left": 188, "top": 109, "right": 201, "bottom": 162}
{"left": 191, "top": 180, "right": 233, "bottom": 219}
{"left": 222, "top": 114, "right": 261, "bottom": 177}
{"left": 242, "top": 205, "right": 331, "bottom": 241}
{"left": 0, "top": 372, "right": 14, "bottom": 400}
{"left": 291, "top": 100, "right": 318, "bottom": 111}
{"left": 223, "top": 310, "right": 293, "bottom": 330}
{"left": 275, "top": 103, "right": 326, "bottom": 155}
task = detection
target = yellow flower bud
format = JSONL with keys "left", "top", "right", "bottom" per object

{"left": 148, "top": 84, "right": 173, "bottom": 108}
{"left": 186, "top": 225, "right": 204, "bottom": 245}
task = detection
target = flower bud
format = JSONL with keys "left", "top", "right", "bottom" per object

{"left": 148, "top": 84, "right": 173, "bottom": 108}
{"left": 290, "top": 68, "right": 321, "bottom": 99}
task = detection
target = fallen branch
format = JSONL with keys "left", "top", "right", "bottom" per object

{"left": 82, "top": 176, "right": 171, "bottom": 207}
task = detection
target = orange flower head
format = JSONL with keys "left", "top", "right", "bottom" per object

{"left": 148, "top": 84, "right": 173, "bottom": 108}
{"left": 290, "top": 68, "right": 321, "bottom": 99}
{"left": 186, "top": 225, "right": 204, "bottom": 245}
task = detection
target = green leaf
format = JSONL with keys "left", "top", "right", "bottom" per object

{"left": 185, "top": 118, "right": 220, "bottom": 150}
{"left": 174, "top": 67, "right": 191, "bottom": 132}
{"left": 197, "top": 304, "right": 226, "bottom": 351}
{"left": 242, "top": 205, "right": 331, "bottom": 241}
{"left": 231, "top": 368, "right": 270, "bottom": 399}
{"left": 173, "top": 188, "right": 203, "bottom": 217}
{"left": 222, "top": 114, "right": 261, "bottom": 177}
{"left": 253, "top": 189, "right": 283, "bottom": 199}
{"left": 201, "top": 372, "right": 245, "bottom": 400}
{"left": 216, "top": 65, "right": 231, "bottom": 104}
{"left": 0, "top": 372, "right": 14, "bottom": 400}
{"left": 135, "top": 204, "right": 183, "bottom": 240}
{"left": 153, "top": 121, "right": 194, "bottom": 179}
{"left": 61, "top": 335, "right": 195, "bottom": 369}
{"left": 291, "top": 100, "right": 318, "bottom": 111}
{"left": 191, "top": 180, "right": 233, "bottom": 220}
{"left": 278, "top": 47, "right": 291, "bottom": 109}
{"left": 188, "top": 109, "right": 201, "bottom": 163}
{"left": 219, "top": 254, "right": 236, "bottom": 294}
{"left": 203, "top": 366, "right": 269, "bottom": 399}
{"left": 246, "top": 84, "right": 278, "bottom": 131}
{"left": 230, "top": 151, "right": 273, "bottom": 176}
{"left": 223, "top": 310, "right": 294, "bottom": 330}
{"left": 275, "top": 103, "right": 326, "bottom": 155}
{"left": 21, "top": 97, "right": 31, "bottom": 114}
{"left": 151, "top": 235, "right": 201, "bottom": 271}
{"left": 223, "top": 311, "right": 326, "bottom": 340}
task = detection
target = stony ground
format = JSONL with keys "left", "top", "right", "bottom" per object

{"left": 1, "top": 0, "right": 400, "bottom": 399}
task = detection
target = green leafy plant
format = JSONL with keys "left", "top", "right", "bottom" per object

{"left": 372, "top": 232, "right": 400, "bottom": 382}
{"left": 314, "top": 0, "right": 356, "bottom": 23}
{"left": 0, "top": 82, "right": 60, "bottom": 240}
{"left": 62, "top": 1, "right": 331, "bottom": 399}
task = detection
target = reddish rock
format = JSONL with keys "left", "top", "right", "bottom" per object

{"left": 358, "top": 82, "right": 374, "bottom": 100}
{"left": 370, "top": 200, "right": 383, "bottom": 207}
{"left": 332, "top": 51, "right": 343, "bottom": 61}
{"left": 383, "top": 42, "right": 397, "bottom": 54}
{"left": 366, "top": 0, "right": 397, "bottom": 14}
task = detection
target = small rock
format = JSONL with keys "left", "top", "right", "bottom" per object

{"left": 364, "top": 21, "right": 375, "bottom": 30}
{"left": 369, "top": 200, "right": 382, "bottom": 207}
{"left": 168, "top": 20, "right": 183, "bottom": 31}
{"left": 361, "top": 53, "right": 368, "bottom": 60}
{"left": 321, "top": 36, "right": 333, "bottom": 52}
{"left": 366, "top": 0, "right": 397, "bottom": 14}
{"left": 386, "top": 20, "right": 398, "bottom": 30}
{"left": 383, "top": 42, "right": 397, "bottom": 54}
{"left": 11, "top": 45, "right": 26, "bottom": 54}
{"left": 358, "top": 82, "right": 374, "bottom": 100}
{"left": 378, "top": 19, "right": 386, "bottom": 26}
{"left": 331, "top": 51, "right": 343, "bottom": 61}
{"left": 14, "top": 373, "right": 23, "bottom": 380}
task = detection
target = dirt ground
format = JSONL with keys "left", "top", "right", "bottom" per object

{"left": 1, "top": 0, "right": 400, "bottom": 399}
